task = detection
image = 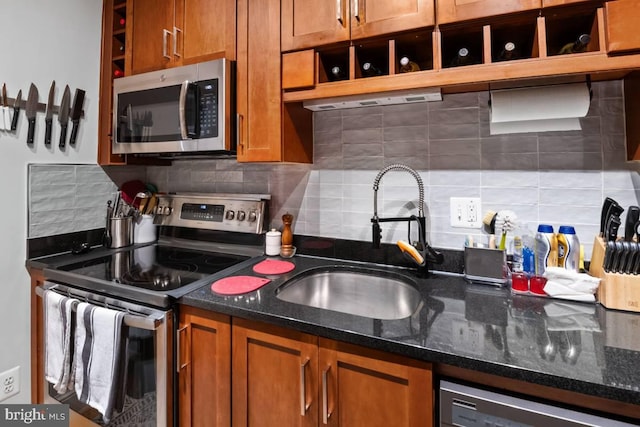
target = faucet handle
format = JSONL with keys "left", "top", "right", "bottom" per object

{"left": 397, "top": 240, "right": 425, "bottom": 266}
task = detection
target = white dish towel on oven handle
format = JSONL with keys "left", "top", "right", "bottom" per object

{"left": 44, "top": 289, "right": 78, "bottom": 394}
{"left": 74, "top": 302, "right": 125, "bottom": 424}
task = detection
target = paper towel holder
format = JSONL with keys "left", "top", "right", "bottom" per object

{"left": 488, "top": 76, "right": 593, "bottom": 108}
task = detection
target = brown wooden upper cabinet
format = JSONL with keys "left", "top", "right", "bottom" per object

{"left": 128, "top": 0, "right": 235, "bottom": 75}
{"left": 542, "top": 0, "right": 601, "bottom": 6}
{"left": 237, "top": 0, "right": 313, "bottom": 162}
{"left": 281, "top": 0, "right": 435, "bottom": 52}
{"left": 436, "top": 0, "right": 541, "bottom": 25}
{"left": 605, "top": 0, "right": 640, "bottom": 54}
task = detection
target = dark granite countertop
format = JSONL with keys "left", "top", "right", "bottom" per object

{"left": 180, "top": 254, "right": 640, "bottom": 410}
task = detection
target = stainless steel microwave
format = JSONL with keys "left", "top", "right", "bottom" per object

{"left": 112, "top": 58, "right": 235, "bottom": 157}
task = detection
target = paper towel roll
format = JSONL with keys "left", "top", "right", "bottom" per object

{"left": 489, "top": 83, "right": 591, "bottom": 135}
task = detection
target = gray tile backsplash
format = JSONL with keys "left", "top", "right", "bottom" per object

{"left": 27, "top": 80, "right": 640, "bottom": 261}
{"left": 28, "top": 164, "right": 119, "bottom": 238}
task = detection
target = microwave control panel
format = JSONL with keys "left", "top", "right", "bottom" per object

{"left": 198, "top": 79, "right": 218, "bottom": 138}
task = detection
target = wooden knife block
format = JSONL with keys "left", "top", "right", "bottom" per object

{"left": 590, "top": 236, "right": 640, "bottom": 312}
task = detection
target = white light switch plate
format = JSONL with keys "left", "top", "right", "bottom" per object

{"left": 450, "top": 197, "right": 482, "bottom": 228}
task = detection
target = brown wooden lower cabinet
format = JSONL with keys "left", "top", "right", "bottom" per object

{"left": 179, "top": 314, "right": 435, "bottom": 427}
{"left": 177, "top": 306, "right": 232, "bottom": 427}
{"left": 231, "top": 318, "right": 433, "bottom": 427}
{"left": 318, "top": 338, "right": 433, "bottom": 427}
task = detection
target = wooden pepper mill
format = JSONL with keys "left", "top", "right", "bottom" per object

{"left": 280, "top": 212, "right": 294, "bottom": 257}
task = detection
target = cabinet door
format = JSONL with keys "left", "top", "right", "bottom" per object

{"left": 232, "top": 318, "right": 318, "bottom": 427}
{"left": 176, "top": 0, "right": 237, "bottom": 64}
{"left": 605, "top": 0, "right": 640, "bottom": 54}
{"left": 281, "top": 0, "right": 350, "bottom": 52}
{"left": 236, "top": 0, "right": 284, "bottom": 161}
{"left": 129, "top": 0, "right": 174, "bottom": 74}
{"left": 178, "top": 306, "right": 231, "bottom": 427}
{"left": 351, "top": 0, "right": 435, "bottom": 40}
{"left": 319, "top": 338, "right": 433, "bottom": 427}
{"left": 436, "top": 0, "right": 541, "bottom": 25}
{"left": 542, "top": 0, "right": 599, "bottom": 6}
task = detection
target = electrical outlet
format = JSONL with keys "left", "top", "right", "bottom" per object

{"left": 450, "top": 197, "right": 482, "bottom": 228}
{"left": 0, "top": 366, "right": 20, "bottom": 402}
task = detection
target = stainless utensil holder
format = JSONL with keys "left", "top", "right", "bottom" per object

{"left": 464, "top": 246, "right": 509, "bottom": 286}
{"left": 109, "top": 216, "right": 133, "bottom": 249}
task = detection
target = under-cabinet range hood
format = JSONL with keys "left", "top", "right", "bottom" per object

{"left": 302, "top": 88, "right": 442, "bottom": 111}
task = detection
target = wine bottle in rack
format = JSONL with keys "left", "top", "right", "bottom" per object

{"left": 497, "top": 42, "right": 517, "bottom": 61}
{"left": 558, "top": 34, "right": 591, "bottom": 55}
{"left": 399, "top": 56, "right": 420, "bottom": 73}
{"left": 361, "top": 62, "right": 383, "bottom": 77}
{"left": 329, "top": 65, "right": 347, "bottom": 81}
{"left": 450, "top": 47, "right": 475, "bottom": 67}
{"left": 114, "top": 69, "right": 124, "bottom": 78}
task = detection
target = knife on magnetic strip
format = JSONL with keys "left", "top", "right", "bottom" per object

{"left": 68, "top": 88, "right": 85, "bottom": 146}
{"left": 25, "top": 83, "right": 38, "bottom": 145}
{"left": 44, "top": 81, "right": 55, "bottom": 146}
{"left": 58, "top": 85, "right": 71, "bottom": 149}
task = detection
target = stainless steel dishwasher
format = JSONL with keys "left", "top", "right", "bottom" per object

{"left": 439, "top": 380, "right": 637, "bottom": 427}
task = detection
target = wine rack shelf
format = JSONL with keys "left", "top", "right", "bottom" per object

{"left": 283, "top": 3, "right": 640, "bottom": 102}
{"left": 98, "top": 0, "right": 128, "bottom": 165}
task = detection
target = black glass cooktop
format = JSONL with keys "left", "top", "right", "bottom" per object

{"left": 58, "top": 245, "right": 250, "bottom": 291}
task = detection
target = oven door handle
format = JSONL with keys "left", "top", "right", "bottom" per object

{"left": 35, "top": 285, "right": 165, "bottom": 331}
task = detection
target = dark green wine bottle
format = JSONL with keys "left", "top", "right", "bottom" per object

{"left": 558, "top": 34, "right": 591, "bottom": 55}
{"left": 497, "top": 42, "right": 517, "bottom": 61}
{"left": 450, "top": 47, "right": 475, "bottom": 67}
{"left": 362, "top": 62, "right": 383, "bottom": 77}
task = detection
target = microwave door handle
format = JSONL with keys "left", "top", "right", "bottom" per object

{"left": 179, "top": 80, "right": 189, "bottom": 140}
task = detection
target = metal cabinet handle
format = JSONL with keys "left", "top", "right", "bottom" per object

{"left": 300, "top": 357, "right": 311, "bottom": 416}
{"left": 353, "top": 0, "right": 360, "bottom": 22}
{"left": 162, "top": 29, "right": 172, "bottom": 59}
{"left": 322, "top": 365, "right": 332, "bottom": 424}
{"left": 336, "top": 0, "right": 343, "bottom": 24}
{"left": 176, "top": 325, "right": 189, "bottom": 373}
{"left": 236, "top": 113, "right": 244, "bottom": 154}
{"left": 173, "top": 26, "right": 182, "bottom": 57}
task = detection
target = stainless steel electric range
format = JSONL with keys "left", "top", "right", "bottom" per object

{"left": 38, "top": 193, "right": 270, "bottom": 427}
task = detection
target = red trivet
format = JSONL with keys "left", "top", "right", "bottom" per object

{"left": 252, "top": 259, "right": 295, "bottom": 275}
{"left": 211, "top": 276, "right": 271, "bottom": 295}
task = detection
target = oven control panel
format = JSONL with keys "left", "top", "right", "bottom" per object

{"left": 154, "top": 193, "right": 269, "bottom": 234}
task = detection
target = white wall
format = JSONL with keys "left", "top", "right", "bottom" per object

{"left": 0, "top": 0, "right": 102, "bottom": 402}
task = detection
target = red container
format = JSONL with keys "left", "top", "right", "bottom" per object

{"left": 529, "top": 275, "right": 548, "bottom": 296}
{"left": 511, "top": 272, "right": 529, "bottom": 293}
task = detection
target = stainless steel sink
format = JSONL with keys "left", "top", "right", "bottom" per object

{"left": 275, "top": 267, "right": 422, "bottom": 320}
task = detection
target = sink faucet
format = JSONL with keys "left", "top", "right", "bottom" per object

{"left": 371, "top": 164, "right": 443, "bottom": 275}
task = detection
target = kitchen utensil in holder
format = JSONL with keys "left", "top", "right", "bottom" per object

{"left": 464, "top": 246, "right": 509, "bottom": 286}
{"left": 590, "top": 236, "right": 640, "bottom": 312}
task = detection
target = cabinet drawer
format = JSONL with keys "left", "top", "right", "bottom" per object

{"left": 605, "top": 0, "right": 640, "bottom": 54}
{"left": 436, "top": 0, "right": 541, "bottom": 25}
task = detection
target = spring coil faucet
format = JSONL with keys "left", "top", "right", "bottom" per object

{"left": 371, "top": 164, "right": 443, "bottom": 275}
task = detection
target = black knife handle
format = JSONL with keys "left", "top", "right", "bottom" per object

{"left": 10, "top": 109, "right": 19, "bottom": 131}
{"left": 59, "top": 124, "right": 68, "bottom": 149}
{"left": 44, "top": 119, "right": 52, "bottom": 147}
{"left": 69, "top": 121, "right": 79, "bottom": 146}
{"left": 26, "top": 118, "right": 36, "bottom": 145}
{"left": 625, "top": 206, "right": 640, "bottom": 241}
{"left": 600, "top": 197, "right": 615, "bottom": 235}
{"left": 608, "top": 215, "right": 622, "bottom": 242}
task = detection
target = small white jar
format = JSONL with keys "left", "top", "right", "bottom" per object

{"left": 265, "top": 229, "right": 282, "bottom": 256}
